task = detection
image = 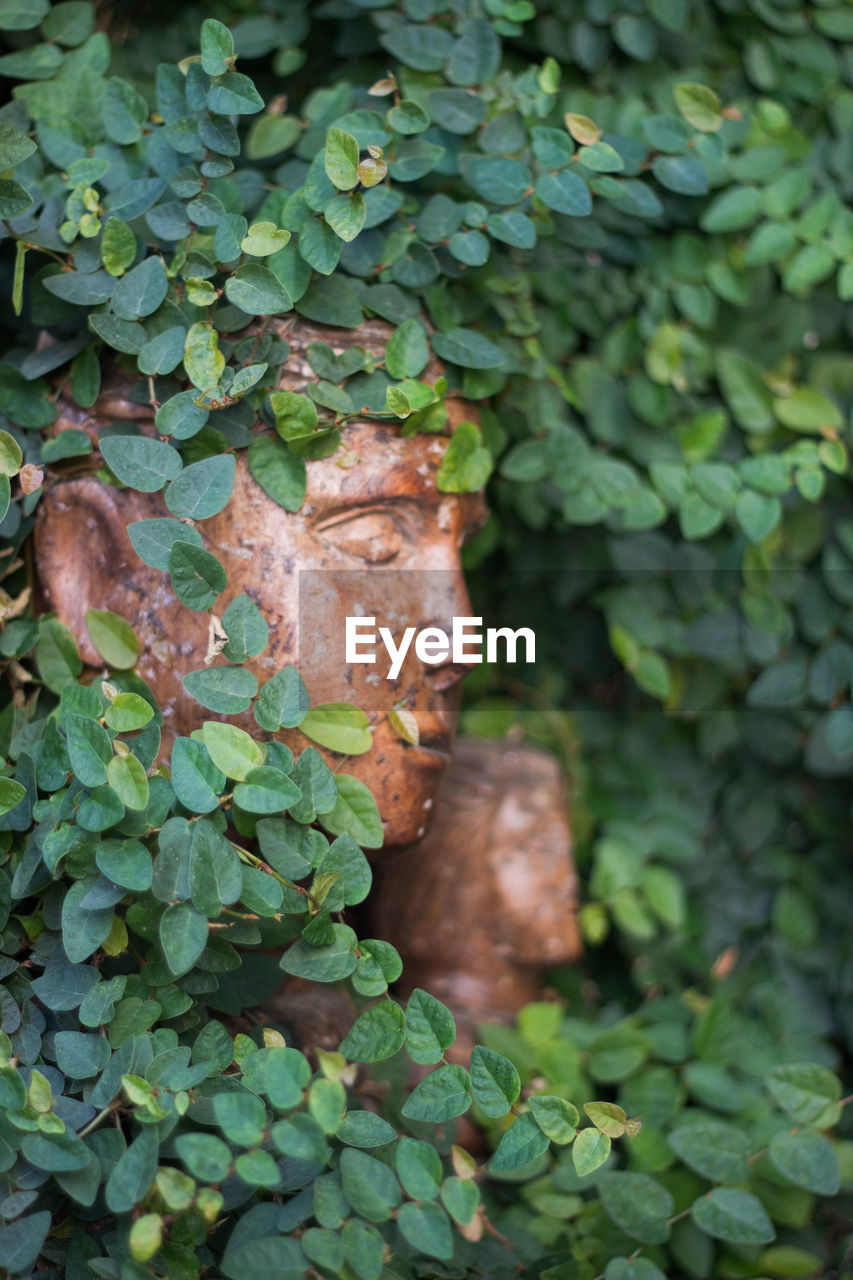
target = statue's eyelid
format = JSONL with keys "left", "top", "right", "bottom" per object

{"left": 312, "top": 504, "right": 414, "bottom": 535}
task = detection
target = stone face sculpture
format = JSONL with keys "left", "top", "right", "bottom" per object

{"left": 33, "top": 316, "right": 580, "bottom": 1043}
{"left": 35, "top": 318, "right": 484, "bottom": 848}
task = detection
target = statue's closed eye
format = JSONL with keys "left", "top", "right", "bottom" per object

{"left": 316, "top": 509, "right": 404, "bottom": 564}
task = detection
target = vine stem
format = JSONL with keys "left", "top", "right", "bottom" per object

{"left": 78, "top": 1104, "right": 116, "bottom": 1138}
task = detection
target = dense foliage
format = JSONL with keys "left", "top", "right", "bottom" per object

{"left": 0, "top": 0, "right": 851, "bottom": 1276}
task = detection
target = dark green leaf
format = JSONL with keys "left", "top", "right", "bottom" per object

{"left": 169, "top": 541, "right": 227, "bottom": 611}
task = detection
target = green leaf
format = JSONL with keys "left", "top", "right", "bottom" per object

{"left": 431, "top": 329, "right": 503, "bottom": 370}
{"left": 184, "top": 322, "right": 225, "bottom": 392}
{"left": 318, "top": 833, "right": 371, "bottom": 906}
{"left": 573, "top": 1127, "right": 611, "bottom": 1176}
{"left": 320, "top": 773, "right": 383, "bottom": 848}
{"left": 103, "top": 76, "right": 148, "bottom": 145}
{"left": 0, "top": 1065, "right": 25, "bottom": 1110}
{"left": 138, "top": 327, "right": 186, "bottom": 377}
{"left": 200, "top": 18, "right": 234, "bottom": 76}
{"left": 673, "top": 82, "right": 723, "bottom": 131}
{"left": 280, "top": 922, "right": 358, "bottom": 982}
{"left": 0, "top": 120, "right": 36, "bottom": 167}
{"left": 37, "top": 617, "right": 82, "bottom": 692}
{"left": 339, "top": 1000, "right": 406, "bottom": 1062}
{"left": 0, "top": 429, "right": 22, "bottom": 476}
{"left": 222, "top": 594, "right": 269, "bottom": 662}
{"left": 340, "top": 1148, "right": 401, "bottom": 1223}
{"left": 441, "top": 1176, "right": 479, "bottom": 1224}
{"left": 458, "top": 154, "right": 530, "bottom": 204}
{"left": 599, "top": 1172, "right": 673, "bottom": 1244}
{"left": 169, "top": 540, "right": 227, "bottom": 610}
{"left": 225, "top": 263, "right": 292, "bottom": 316}
{"left": 352, "top": 938, "right": 402, "bottom": 998}
{"left": 396, "top": 1136, "right": 442, "bottom": 1199}
{"left": 401, "top": 1064, "right": 471, "bottom": 1122}
{"left": 691, "top": 1187, "right": 775, "bottom": 1245}
{"left": 397, "top": 1202, "right": 453, "bottom": 1261}
{"left": 107, "top": 752, "right": 149, "bottom": 810}
{"left": 783, "top": 245, "right": 835, "bottom": 294}
{"left": 338, "top": 1110, "right": 396, "bottom": 1148}
{"left": 429, "top": 88, "right": 487, "bottom": 134}
{"left": 296, "top": 275, "right": 364, "bottom": 327}
{"left": 325, "top": 128, "right": 360, "bottom": 190}
{"left": 774, "top": 388, "right": 842, "bottom": 433}
{"left": 449, "top": 229, "right": 489, "bottom": 265}
{"left": 85, "top": 609, "right": 138, "bottom": 669}
{"left": 529, "top": 1095, "right": 579, "bottom": 1143}
{"left": 325, "top": 192, "right": 367, "bottom": 243}
{"left": 700, "top": 186, "right": 762, "bottom": 234}
{"left": 298, "top": 218, "right": 343, "bottom": 274}
{"left": 768, "top": 1129, "right": 840, "bottom": 1194}
{"left": 69, "top": 345, "right": 101, "bottom": 408}
{"left": 182, "top": 666, "right": 258, "bottom": 714}
{"left": 128, "top": 518, "right": 204, "bottom": 571}
{"left": 165, "top": 454, "right": 235, "bottom": 520}
{"left": 767, "top": 1062, "right": 842, "bottom": 1127}
{"left": 100, "top": 435, "right": 182, "bottom": 492}
{"left": 299, "top": 703, "right": 372, "bottom": 755}
{"left": 96, "top": 838, "right": 152, "bottom": 891}
{"left": 112, "top": 256, "right": 168, "bottom": 320}
{"left": 254, "top": 665, "right": 309, "bottom": 731}
{"left": 436, "top": 420, "right": 493, "bottom": 492}
{"left": 64, "top": 713, "right": 112, "bottom": 787}
{"left": 176, "top": 1132, "right": 232, "bottom": 1182}
{"left": 188, "top": 821, "right": 242, "bottom": 918}
{"left": 170, "top": 737, "right": 225, "bottom": 814}
{"left": 105, "top": 1125, "right": 158, "bottom": 1213}
{"left": 101, "top": 217, "right": 137, "bottom": 276}
{"left": 270, "top": 390, "right": 317, "bottom": 441}
{"left": 89, "top": 313, "right": 145, "bottom": 354}
{"left": 578, "top": 141, "right": 624, "bottom": 171}
{"left": 0, "top": 178, "right": 32, "bottom": 217}
{"left": 207, "top": 71, "right": 264, "bottom": 115}
{"left": 233, "top": 766, "right": 301, "bottom": 814}
{"left": 385, "top": 318, "right": 429, "bottom": 380}
{"left": 405, "top": 989, "right": 456, "bottom": 1064}
{"left": 380, "top": 23, "right": 453, "bottom": 71}
{"left": 246, "top": 114, "right": 301, "bottom": 160}
{"left": 0, "top": 1213, "right": 51, "bottom": 1277}
{"left": 447, "top": 17, "right": 500, "bottom": 86}
{"left": 735, "top": 489, "right": 781, "bottom": 544}
{"left": 248, "top": 436, "right": 306, "bottom": 512}
{"left": 159, "top": 902, "right": 208, "bottom": 975}
{"left": 308, "top": 1078, "right": 345, "bottom": 1136}
{"left": 652, "top": 153, "right": 708, "bottom": 196}
{"left": 470, "top": 1045, "right": 520, "bottom": 1117}
{"left": 584, "top": 1101, "right": 628, "bottom": 1138}
{"left": 716, "top": 350, "right": 774, "bottom": 433}
{"left": 0, "top": 776, "right": 25, "bottom": 815}
{"left": 490, "top": 1114, "right": 551, "bottom": 1172}
{"left": 605, "top": 1259, "right": 667, "bottom": 1280}
{"left": 201, "top": 721, "right": 265, "bottom": 780}
{"left": 388, "top": 99, "right": 430, "bottom": 135}
{"left": 241, "top": 221, "right": 291, "bottom": 256}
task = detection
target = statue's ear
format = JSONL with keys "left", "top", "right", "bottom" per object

{"left": 34, "top": 478, "right": 141, "bottom": 667}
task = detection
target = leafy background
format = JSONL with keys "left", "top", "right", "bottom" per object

{"left": 0, "top": 0, "right": 851, "bottom": 1277}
